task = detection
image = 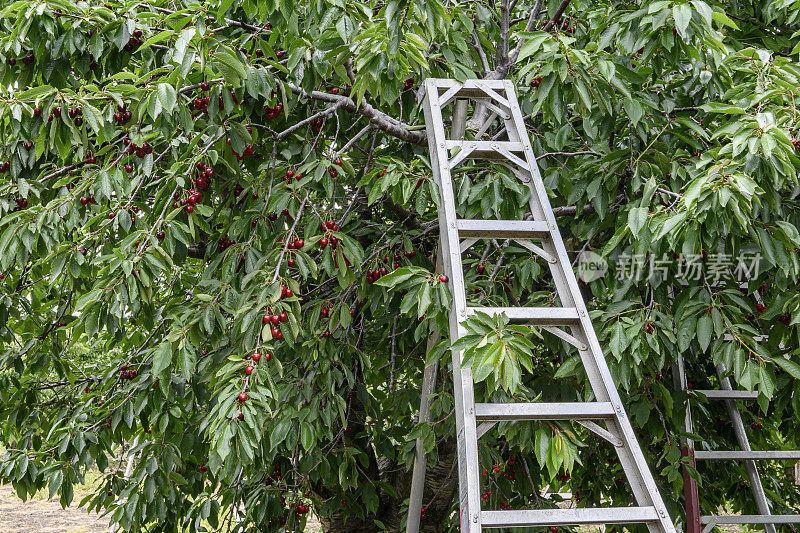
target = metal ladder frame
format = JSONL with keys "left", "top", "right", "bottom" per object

{"left": 408, "top": 78, "right": 677, "bottom": 533}
{"left": 674, "top": 356, "right": 800, "bottom": 533}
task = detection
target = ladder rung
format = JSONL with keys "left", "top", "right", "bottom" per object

{"left": 475, "top": 402, "right": 616, "bottom": 421}
{"left": 692, "top": 389, "right": 758, "bottom": 400}
{"left": 701, "top": 515, "right": 800, "bottom": 525}
{"left": 694, "top": 450, "right": 800, "bottom": 460}
{"left": 456, "top": 219, "right": 550, "bottom": 239}
{"left": 445, "top": 140, "right": 524, "bottom": 160}
{"left": 465, "top": 306, "right": 580, "bottom": 325}
{"left": 481, "top": 507, "right": 659, "bottom": 528}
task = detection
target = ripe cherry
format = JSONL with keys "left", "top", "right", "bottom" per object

{"left": 33, "top": 106, "right": 42, "bottom": 116}
{"left": 80, "top": 196, "right": 89, "bottom": 205}
{"left": 109, "top": 212, "right": 116, "bottom": 219}
{"left": 238, "top": 392, "right": 248, "bottom": 402}
{"left": 295, "top": 238, "right": 304, "bottom": 248}
{"left": 251, "top": 353, "right": 262, "bottom": 362}
{"left": 477, "top": 264, "right": 485, "bottom": 274}
{"left": 238, "top": 411, "right": 244, "bottom": 420}
{"left": 286, "top": 170, "right": 295, "bottom": 179}
{"left": 334, "top": 158, "right": 342, "bottom": 166}
{"left": 756, "top": 303, "right": 766, "bottom": 313}
{"left": 279, "top": 312, "right": 287, "bottom": 322}
{"left": 245, "top": 365, "right": 254, "bottom": 375}
{"left": 320, "top": 238, "right": 329, "bottom": 248}
{"left": 124, "top": 164, "right": 133, "bottom": 173}
{"left": 439, "top": 275, "right": 449, "bottom": 283}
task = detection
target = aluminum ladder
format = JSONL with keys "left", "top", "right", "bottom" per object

{"left": 674, "top": 355, "right": 800, "bottom": 533}
{"left": 407, "top": 78, "right": 677, "bottom": 533}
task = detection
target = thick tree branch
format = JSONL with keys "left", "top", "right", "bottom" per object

{"left": 508, "top": 0, "right": 546, "bottom": 64}
{"left": 286, "top": 83, "right": 426, "bottom": 145}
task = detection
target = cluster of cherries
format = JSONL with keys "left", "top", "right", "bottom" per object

{"left": 218, "top": 236, "right": 236, "bottom": 252}
{"left": 125, "top": 138, "right": 153, "bottom": 158}
{"left": 294, "top": 502, "right": 310, "bottom": 516}
{"left": 0, "top": 160, "right": 9, "bottom": 173}
{"left": 13, "top": 197, "right": 28, "bottom": 210}
{"left": 123, "top": 29, "right": 144, "bottom": 52}
{"left": 119, "top": 364, "right": 138, "bottom": 381}
{"left": 319, "top": 219, "right": 339, "bottom": 248}
{"left": 284, "top": 169, "right": 302, "bottom": 182}
{"left": 792, "top": 138, "right": 800, "bottom": 150}
{"left": 264, "top": 102, "right": 283, "bottom": 119}
{"left": 530, "top": 76, "right": 543, "bottom": 88}
{"left": 402, "top": 77, "right": 415, "bottom": 91}
{"left": 6, "top": 51, "right": 34, "bottom": 66}
{"left": 194, "top": 161, "right": 214, "bottom": 190}
{"left": 79, "top": 194, "right": 97, "bottom": 205}
{"left": 113, "top": 104, "right": 133, "bottom": 125}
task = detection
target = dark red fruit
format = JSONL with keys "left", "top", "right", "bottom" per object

{"left": 238, "top": 392, "right": 248, "bottom": 402}
{"left": 439, "top": 275, "right": 448, "bottom": 283}
{"left": 245, "top": 365, "right": 254, "bottom": 375}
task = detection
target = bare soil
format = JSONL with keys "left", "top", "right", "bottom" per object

{"left": 0, "top": 484, "right": 108, "bottom": 533}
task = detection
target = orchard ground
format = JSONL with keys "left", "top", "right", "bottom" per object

{"left": 0, "top": 482, "right": 323, "bottom": 532}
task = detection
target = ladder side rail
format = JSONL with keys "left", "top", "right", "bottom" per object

{"left": 421, "top": 80, "right": 482, "bottom": 533}
{"left": 500, "top": 80, "right": 676, "bottom": 533}
{"left": 715, "top": 363, "right": 776, "bottom": 533}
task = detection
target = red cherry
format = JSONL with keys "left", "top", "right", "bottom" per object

{"left": 238, "top": 392, "right": 248, "bottom": 402}
{"left": 109, "top": 212, "right": 116, "bottom": 219}
{"left": 295, "top": 238, "right": 304, "bottom": 248}
{"left": 271, "top": 315, "right": 280, "bottom": 325}
{"left": 439, "top": 275, "right": 449, "bottom": 283}
{"left": 271, "top": 327, "right": 280, "bottom": 337}
{"left": 286, "top": 170, "right": 295, "bottom": 178}
{"left": 80, "top": 197, "right": 89, "bottom": 205}
{"left": 284, "top": 288, "right": 293, "bottom": 297}
{"left": 264, "top": 353, "right": 271, "bottom": 362}
{"left": 238, "top": 411, "right": 244, "bottom": 420}
{"left": 476, "top": 264, "right": 485, "bottom": 274}
{"left": 252, "top": 353, "right": 262, "bottom": 362}
{"left": 320, "top": 238, "right": 328, "bottom": 248}
{"left": 124, "top": 164, "right": 133, "bottom": 173}
{"left": 245, "top": 365, "right": 254, "bottom": 375}
{"left": 334, "top": 158, "right": 342, "bottom": 166}
{"left": 756, "top": 303, "right": 766, "bottom": 313}
{"left": 185, "top": 205, "right": 194, "bottom": 213}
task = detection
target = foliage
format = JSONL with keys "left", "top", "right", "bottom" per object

{"left": 1, "top": 0, "right": 800, "bottom": 531}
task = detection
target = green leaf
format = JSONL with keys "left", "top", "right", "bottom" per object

{"left": 772, "top": 356, "right": 800, "bottom": 380}
{"left": 696, "top": 314, "right": 712, "bottom": 352}
{"left": 152, "top": 342, "right": 173, "bottom": 375}
{"left": 157, "top": 83, "right": 177, "bottom": 114}
{"left": 627, "top": 207, "right": 648, "bottom": 237}
{"left": 673, "top": 4, "right": 692, "bottom": 36}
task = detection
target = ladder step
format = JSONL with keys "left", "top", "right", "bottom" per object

{"left": 445, "top": 140, "right": 524, "bottom": 160}
{"left": 481, "top": 507, "right": 659, "bottom": 528}
{"left": 475, "top": 402, "right": 616, "bottom": 421}
{"left": 457, "top": 219, "right": 550, "bottom": 239}
{"left": 692, "top": 389, "right": 758, "bottom": 400}
{"left": 465, "top": 306, "right": 580, "bottom": 325}
{"left": 694, "top": 450, "right": 800, "bottom": 460}
{"left": 701, "top": 515, "right": 800, "bottom": 526}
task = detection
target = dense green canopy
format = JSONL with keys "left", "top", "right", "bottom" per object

{"left": 1, "top": 0, "right": 799, "bottom": 531}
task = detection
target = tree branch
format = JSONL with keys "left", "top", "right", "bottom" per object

{"left": 286, "top": 83, "right": 426, "bottom": 145}
{"left": 542, "top": 0, "right": 572, "bottom": 31}
{"left": 508, "top": 0, "right": 546, "bottom": 64}
{"left": 537, "top": 150, "right": 601, "bottom": 160}
{"left": 473, "top": 30, "right": 492, "bottom": 75}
